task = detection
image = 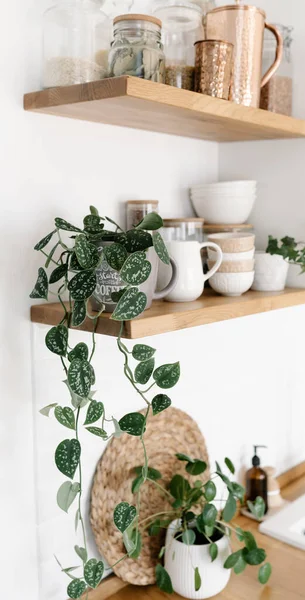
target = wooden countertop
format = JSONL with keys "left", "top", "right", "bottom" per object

{"left": 96, "top": 471, "right": 305, "bottom": 600}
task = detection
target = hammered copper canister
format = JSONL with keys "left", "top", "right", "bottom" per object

{"left": 206, "top": 4, "right": 283, "bottom": 107}
{"left": 194, "top": 40, "right": 233, "bottom": 99}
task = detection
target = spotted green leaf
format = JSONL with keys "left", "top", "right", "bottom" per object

{"left": 67, "top": 579, "right": 86, "bottom": 599}
{"left": 111, "top": 287, "right": 147, "bottom": 321}
{"left": 84, "top": 213, "right": 101, "bottom": 228}
{"left": 55, "top": 439, "right": 81, "bottom": 479}
{"left": 85, "top": 427, "right": 108, "bottom": 439}
{"left": 258, "top": 562, "right": 272, "bottom": 584}
{"left": 194, "top": 567, "right": 201, "bottom": 592}
{"left": 104, "top": 243, "right": 128, "bottom": 271}
{"left": 45, "top": 242, "right": 60, "bottom": 268}
{"left": 132, "top": 344, "right": 156, "bottom": 361}
{"left": 68, "top": 343, "right": 89, "bottom": 362}
{"left": 114, "top": 502, "right": 137, "bottom": 533}
{"left": 153, "top": 231, "right": 170, "bottom": 265}
{"left": 45, "top": 325, "right": 68, "bottom": 356}
{"left": 55, "top": 406, "right": 75, "bottom": 430}
{"left": 155, "top": 565, "right": 173, "bottom": 594}
{"left": 34, "top": 230, "right": 56, "bottom": 251}
{"left": 55, "top": 218, "right": 82, "bottom": 233}
{"left": 135, "top": 212, "right": 163, "bottom": 231}
{"left": 84, "top": 400, "right": 104, "bottom": 425}
{"left": 57, "top": 481, "right": 80, "bottom": 513}
{"left": 30, "top": 267, "right": 48, "bottom": 300}
{"left": 134, "top": 358, "right": 155, "bottom": 385}
{"left": 39, "top": 403, "right": 57, "bottom": 417}
{"left": 49, "top": 263, "right": 68, "bottom": 284}
{"left": 75, "top": 234, "right": 99, "bottom": 269}
{"left": 118, "top": 229, "right": 153, "bottom": 253}
{"left": 119, "top": 412, "right": 146, "bottom": 436}
{"left": 84, "top": 559, "right": 104, "bottom": 589}
{"left": 70, "top": 253, "right": 83, "bottom": 272}
{"left": 68, "top": 271, "right": 97, "bottom": 300}
{"left": 68, "top": 359, "right": 92, "bottom": 398}
{"left": 120, "top": 251, "right": 151, "bottom": 285}
{"left": 72, "top": 301, "right": 86, "bottom": 327}
{"left": 152, "top": 394, "right": 171, "bottom": 415}
{"left": 153, "top": 362, "right": 180, "bottom": 389}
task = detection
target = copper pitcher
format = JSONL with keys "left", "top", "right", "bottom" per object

{"left": 206, "top": 4, "right": 283, "bottom": 107}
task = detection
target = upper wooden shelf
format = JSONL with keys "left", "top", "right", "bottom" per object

{"left": 31, "top": 288, "right": 305, "bottom": 339}
{"left": 24, "top": 76, "right": 305, "bottom": 142}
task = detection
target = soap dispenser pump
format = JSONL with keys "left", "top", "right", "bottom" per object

{"left": 246, "top": 445, "right": 268, "bottom": 514}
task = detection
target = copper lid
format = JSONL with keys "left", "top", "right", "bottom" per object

{"left": 194, "top": 39, "right": 234, "bottom": 47}
{"left": 114, "top": 14, "right": 162, "bottom": 28}
{"left": 126, "top": 200, "right": 159, "bottom": 205}
{"left": 208, "top": 5, "right": 266, "bottom": 18}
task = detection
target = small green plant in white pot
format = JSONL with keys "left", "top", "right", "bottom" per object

{"left": 252, "top": 235, "right": 302, "bottom": 292}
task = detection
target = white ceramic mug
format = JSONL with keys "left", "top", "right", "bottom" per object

{"left": 158, "top": 241, "right": 223, "bottom": 302}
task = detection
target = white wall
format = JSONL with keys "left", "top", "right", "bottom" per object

{"left": 2, "top": 0, "right": 305, "bottom": 599}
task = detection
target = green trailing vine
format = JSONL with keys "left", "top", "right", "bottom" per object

{"left": 30, "top": 208, "right": 180, "bottom": 598}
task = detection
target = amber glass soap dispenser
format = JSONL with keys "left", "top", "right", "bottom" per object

{"left": 246, "top": 445, "right": 268, "bottom": 514}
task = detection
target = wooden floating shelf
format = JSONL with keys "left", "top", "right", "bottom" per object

{"left": 31, "top": 288, "right": 305, "bottom": 340}
{"left": 24, "top": 76, "right": 305, "bottom": 142}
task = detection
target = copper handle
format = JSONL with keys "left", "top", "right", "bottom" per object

{"left": 261, "top": 22, "right": 283, "bottom": 89}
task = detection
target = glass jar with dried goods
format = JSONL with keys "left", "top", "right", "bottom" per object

{"left": 153, "top": 1, "right": 204, "bottom": 91}
{"left": 126, "top": 200, "right": 159, "bottom": 229}
{"left": 108, "top": 14, "right": 165, "bottom": 81}
{"left": 43, "top": 0, "right": 110, "bottom": 88}
{"left": 260, "top": 25, "right": 293, "bottom": 116}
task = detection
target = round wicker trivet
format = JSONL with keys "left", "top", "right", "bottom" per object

{"left": 90, "top": 407, "right": 210, "bottom": 586}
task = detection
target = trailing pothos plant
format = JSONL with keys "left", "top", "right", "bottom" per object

{"left": 267, "top": 235, "right": 305, "bottom": 273}
{"left": 30, "top": 207, "right": 180, "bottom": 599}
{"left": 126, "top": 455, "right": 271, "bottom": 594}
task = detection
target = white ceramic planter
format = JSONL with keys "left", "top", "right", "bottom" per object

{"left": 164, "top": 521, "right": 231, "bottom": 599}
{"left": 252, "top": 252, "right": 289, "bottom": 292}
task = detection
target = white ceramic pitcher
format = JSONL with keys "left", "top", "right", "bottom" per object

{"left": 158, "top": 241, "right": 222, "bottom": 302}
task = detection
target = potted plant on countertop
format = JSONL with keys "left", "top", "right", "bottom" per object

{"left": 30, "top": 206, "right": 180, "bottom": 599}
{"left": 127, "top": 454, "right": 271, "bottom": 599}
{"left": 252, "top": 235, "right": 305, "bottom": 292}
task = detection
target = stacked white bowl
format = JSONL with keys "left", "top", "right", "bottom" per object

{"left": 190, "top": 180, "right": 257, "bottom": 224}
{"left": 207, "top": 233, "right": 256, "bottom": 297}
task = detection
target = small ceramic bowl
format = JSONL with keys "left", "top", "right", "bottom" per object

{"left": 208, "top": 259, "right": 255, "bottom": 273}
{"left": 209, "top": 271, "right": 255, "bottom": 297}
{"left": 208, "top": 248, "right": 255, "bottom": 262}
{"left": 207, "top": 233, "right": 255, "bottom": 253}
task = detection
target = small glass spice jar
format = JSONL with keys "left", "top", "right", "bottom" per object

{"left": 162, "top": 218, "right": 205, "bottom": 242}
{"left": 194, "top": 40, "right": 233, "bottom": 100}
{"left": 260, "top": 24, "right": 293, "bottom": 116}
{"left": 126, "top": 200, "right": 159, "bottom": 229}
{"left": 108, "top": 14, "right": 165, "bottom": 81}
{"left": 153, "top": 1, "right": 204, "bottom": 91}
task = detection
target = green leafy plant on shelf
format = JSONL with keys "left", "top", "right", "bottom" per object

{"left": 30, "top": 207, "right": 180, "bottom": 600}
{"left": 125, "top": 455, "right": 271, "bottom": 594}
{"left": 267, "top": 235, "right": 305, "bottom": 273}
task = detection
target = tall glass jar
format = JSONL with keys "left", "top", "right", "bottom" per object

{"left": 153, "top": 1, "right": 204, "bottom": 90}
{"left": 108, "top": 14, "right": 165, "bottom": 81}
{"left": 126, "top": 200, "right": 159, "bottom": 229}
{"left": 260, "top": 25, "right": 293, "bottom": 116}
{"left": 43, "top": 0, "right": 110, "bottom": 88}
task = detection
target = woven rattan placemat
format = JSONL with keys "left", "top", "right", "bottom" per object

{"left": 90, "top": 407, "right": 210, "bottom": 585}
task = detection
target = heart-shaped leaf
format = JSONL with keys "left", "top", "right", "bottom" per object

{"left": 84, "top": 559, "right": 104, "bottom": 588}
{"left": 118, "top": 229, "right": 153, "bottom": 253}
{"left": 186, "top": 460, "right": 207, "bottom": 476}
{"left": 247, "top": 497, "right": 265, "bottom": 520}
{"left": 55, "top": 406, "right": 76, "bottom": 430}
{"left": 84, "top": 400, "right": 104, "bottom": 425}
{"left": 114, "top": 502, "right": 137, "bottom": 533}
{"left": 153, "top": 362, "right": 180, "bottom": 389}
{"left": 209, "top": 543, "right": 218, "bottom": 562}
{"left": 134, "top": 358, "right": 155, "bottom": 385}
{"left": 119, "top": 412, "right": 145, "bottom": 436}
{"left": 204, "top": 481, "right": 216, "bottom": 502}
{"left": 194, "top": 567, "right": 201, "bottom": 592}
{"left": 104, "top": 243, "right": 128, "bottom": 271}
{"left": 68, "top": 343, "right": 89, "bottom": 362}
{"left": 135, "top": 212, "right": 163, "bottom": 231}
{"left": 68, "top": 359, "right": 92, "bottom": 398}
{"left": 45, "top": 325, "right": 68, "bottom": 356}
{"left": 120, "top": 251, "right": 152, "bottom": 285}
{"left": 83, "top": 214, "right": 101, "bottom": 229}
{"left": 152, "top": 394, "right": 171, "bottom": 415}
{"left": 70, "top": 253, "right": 83, "bottom": 272}
{"left": 155, "top": 565, "right": 173, "bottom": 594}
{"left": 30, "top": 267, "right": 48, "bottom": 299}
{"left": 132, "top": 344, "right": 156, "bottom": 361}
{"left": 223, "top": 492, "right": 237, "bottom": 522}
{"left": 55, "top": 218, "right": 82, "bottom": 233}
{"left": 75, "top": 234, "right": 99, "bottom": 269}
{"left": 86, "top": 427, "right": 108, "bottom": 439}
{"left": 111, "top": 287, "right": 147, "bottom": 321}
{"left": 153, "top": 231, "right": 170, "bottom": 265}
{"left": 55, "top": 439, "right": 81, "bottom": 479}
{"left": 34, "top": 230, "right": 56, "bottom": 251}
{"left": 75, "top": 546, "right": 87, "bottom": 562}
{"left": 39, "top": 403, "right": 57, "bottom": 417}
{"left": 49, "top": 263, "right": 68, "bottom": 284}
{"left": 182, "top": 529, "right": 196, "bottom": 545}
{"left": 57, "top": 481, "right": 80, "bottom": 513}
{"left": 258, "top": 562, "right": 272, "bottom": 584}
{"left": 68, "top": 271, "right": 97, "bottom": 300}
{"left": 72, "top": 301, "right": 86, "bottom": 327}
{"left": 67, "top": 579, "right": 86, "bottom": 599}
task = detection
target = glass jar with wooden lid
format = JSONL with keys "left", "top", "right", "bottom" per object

{"left": 203, "top": 223, "right": 254, "bottom": 242}
{"left": 162, "top": 217, "right": 205, "bottom": 242}
{"left": 109, "top": 14, "right": 165, "bottom": 81}
{"left": 126, "top": 200, "right": 159, "bottom": 229}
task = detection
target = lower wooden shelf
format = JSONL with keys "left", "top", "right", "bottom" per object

{"left": 31, "top": 288, "right": 305, "bottom": 339}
